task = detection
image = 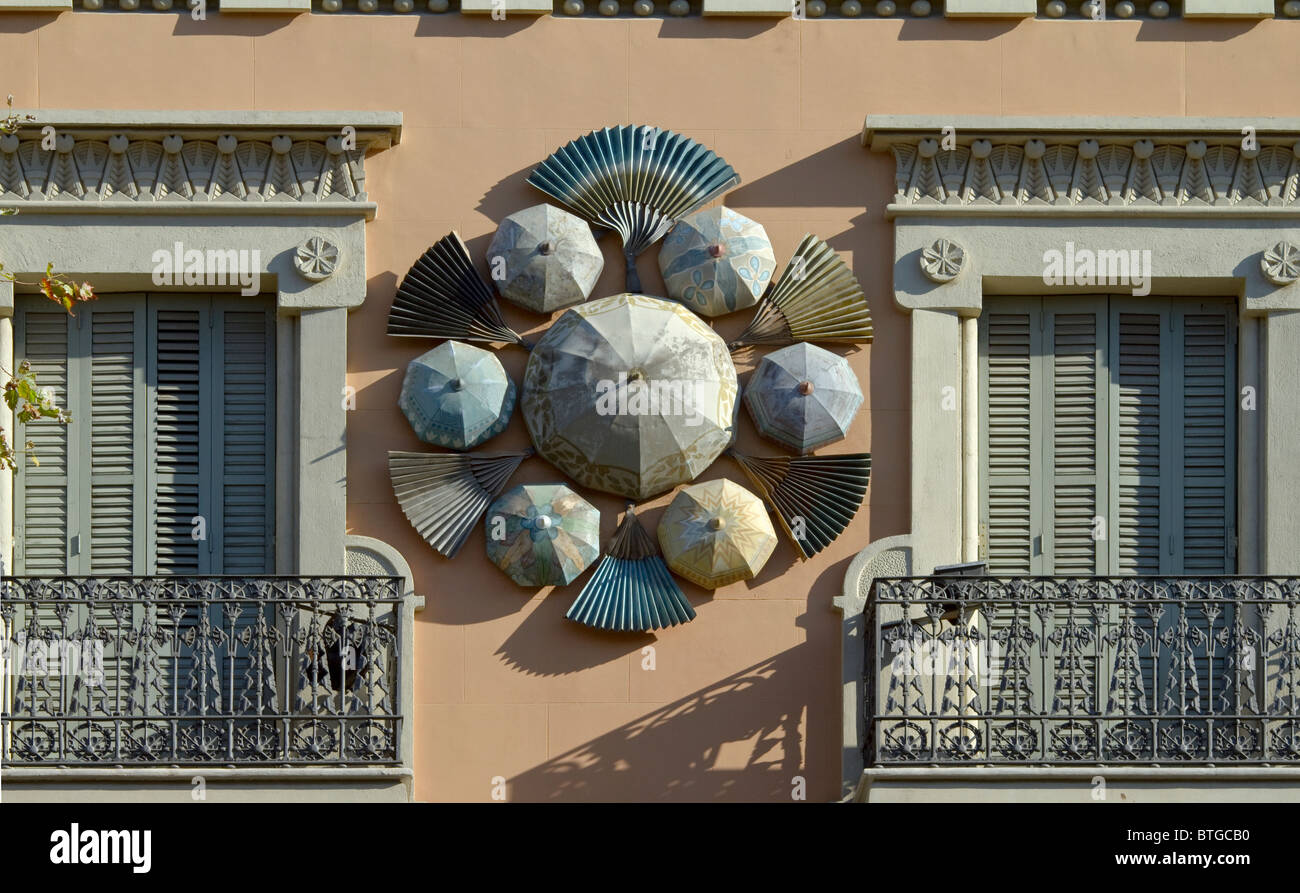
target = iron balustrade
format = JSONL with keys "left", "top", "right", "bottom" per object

{"left": 0, "top": 576, "right": 404, "bottom": 767}
{"left": 866, "top": 576, "right": 1300, "bottom": 765}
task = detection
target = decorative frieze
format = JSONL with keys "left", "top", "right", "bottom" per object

{"left": 0, "top": 111, "right": 400, "bottom": 218}
{"left": 865, "top": 117, "right": 1300, "bottom": 215}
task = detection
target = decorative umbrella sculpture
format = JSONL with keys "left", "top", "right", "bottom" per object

{"left": 730, "top": 234, "right": 873, "bottom": 349}
{"left": 485, "top": 483, "right": 601, "bottom": 588}
{"left": 399, "top": 341, "right": 516, "bottom": 450}
{"left": 729, "top": 450, "right": 870, "bottom": 560}
{"left": 566, "top": 505, "right": 696, "bottom": 632}
{"left": 388, "top": 231, "right": 531, "bottom": 347}
{"left": 522, "top": 293, "right": 739, "bottom": 500}
{"left": 658, "top": 206, "right": 776, "bottom": 318}
{"left": 528, "top": 125, "right": 740, "bottom": 292}
{"left": 389, "top": 449, "right": 532, "bottom": 559}
{"left": 486, "top": 203, "right": 605, "bottom": 314}
{"left": 743, "top": 342, "right": 863, "bottom": 455}
{"left": 658, "top": 479, "right": 778, "bottom": 590}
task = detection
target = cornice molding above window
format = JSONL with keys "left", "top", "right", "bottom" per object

{"left": 0, "top": 110, "right": 402, "bottom": 221}
{"left": 863, "top": 115, "right": 1300, "bottom": 218}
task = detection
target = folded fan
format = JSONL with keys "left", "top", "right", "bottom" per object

{"left": 388, "top": 231, "right": 530, "bottom": 347}
{"left": 566, "top": 505, "right": 696, "bottom": 632}
{"left": 728, "top": 450, "right": 871, "bottom": 560}
{"left": 729, "top": 234, "right": 873, "bottom": 349}
{"left": 389, "top": 449, "right": 532, "bottom": 559}
{"left": 528, "top": 125, "right": 740, "bottom": 292}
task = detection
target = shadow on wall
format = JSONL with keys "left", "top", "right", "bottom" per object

{"left": 511, "top": 643, "right": 813, "bottom": 802}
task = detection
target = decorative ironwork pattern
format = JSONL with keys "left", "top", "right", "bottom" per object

{"left": 0, "top": 576, "right": 404, "bottom": 767}
{"left": 866, "top": 577, "right": 1300, "bottom": 765}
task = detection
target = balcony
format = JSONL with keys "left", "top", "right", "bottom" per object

{"left": 865, "top": 576, "right": 1300, "bottom": 766}
{"left": 0, "top": 576, "right": 404, "bottom": 767}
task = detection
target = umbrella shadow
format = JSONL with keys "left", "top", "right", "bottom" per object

{"left": 510, "top": 642, "right": 814, "bottom": 802}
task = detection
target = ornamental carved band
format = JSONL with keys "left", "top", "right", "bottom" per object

{"left": 0, "top": 131, "right": 371, "bottom": 206}
{"left": 891, "top": 138, "right": 1300, "bottom": 208}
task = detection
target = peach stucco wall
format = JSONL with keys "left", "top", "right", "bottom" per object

{"left": 7, "top": 12, "right": 1300, "bottom": 801}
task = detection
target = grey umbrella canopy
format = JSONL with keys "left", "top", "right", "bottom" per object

{"left": 743, "top": 342, "right": 863, "bottom": 455}
{"left": 486, "top": 203, "right": 604, "bottom": 314}
{"left": 521, "top": 293, "right": 739, "bottom": 500}
{"left": 528, "top": 125, "right": 740, "bottom": 292}
{"left": 398, "top": 341, "right": 516, "bottom": 450}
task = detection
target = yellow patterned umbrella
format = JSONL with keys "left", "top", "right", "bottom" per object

{"left": 657, "top": 479, "right": 778, "bottom": 589}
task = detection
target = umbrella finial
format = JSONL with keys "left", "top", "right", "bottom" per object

{"left": 708, "top": 243, "right": 726, "bottom": 259}
{"left": 538, "top": 240, "right": 553, "bottom": 256}
{"left": 707, "top": 516, "right": 726, "bottom": 531}
{"left": 448, "top": 377, "right": 465, "bottom": 392}
{"left": 797, "top": 380, "right": 815, "bottom": 396}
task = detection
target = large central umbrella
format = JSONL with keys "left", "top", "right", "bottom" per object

{"left": 399, "top": 340, "right": 516, "bottom": 450}
{"left": 521, "top": 293, "right": 739, "bottom": 500}
{"left": 485, "top": 483, "right": 600, "bottom": 588}
{"left": 657, "top": 479, "right": 777, "bottom": 589}
{"left": 743, "top": 342, "right": 862, "bottom": 455}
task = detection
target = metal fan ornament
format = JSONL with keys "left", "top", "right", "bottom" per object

{"left": 485, "top": 483, "right": 601, "bottom": 588}
{"left": 566, "top": 505, "right": 696, "bottom": 632}
{"left": 743, "top": 342, "right": 863, "bottom": 455}
{"left": 389, "top": 449, "right": 532, "bottom": 559}
{"left": 728, "top": 450, "right": 870, "bottom": 560}
{"left": 399, "top": 341, "right": 516, "bottom": 450}
{"left": 658, "top": 207, "right": 776, "bottom": 318}
{"left": 657, "top": 479, "right": 778, "bottom": 590}
{"left": 729, "top": 234, "right": 873, "bottom": 349}
{"left": 527, "top": 125, "right": 740, "bottom": 292}
{"left": 486, "top": 203, "right": 605, "bottom": 314}
{"left": 388, "top": 231, "right": 531, "bottom": 347}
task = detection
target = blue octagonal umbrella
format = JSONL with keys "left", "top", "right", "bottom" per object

{"left": 743, "top": 342, "right": 862, "bottom": 455}
{"left": 658, "top": 207, "right": 776, "bottom": 318}
{"left": 485, "top": 483, "right": 600, "bottom": 588}
{"left": 399, "top": 340, "right": 516, "bottom": 450}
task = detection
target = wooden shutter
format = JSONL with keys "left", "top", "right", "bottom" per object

{"left": 1111, "top": 305, "right": 1165, "bottom": 574}
{"left": 214, "top": 304, "right": 276, "bottom": 575}
{"left": 13, "top": 305, "right": 74, "bottom": 574}
{"left": 980, "top": 300, "right": 1039, "bottom": 574}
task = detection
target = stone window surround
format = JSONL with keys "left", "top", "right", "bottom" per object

{"left": 0, "top": 110, "right": 422, "bottom": 800}
{"left": 834, "top": 114, "right": 1300, "bottom": 800}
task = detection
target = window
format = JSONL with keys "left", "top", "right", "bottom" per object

{"left": 980, "top": 296, "right": 1236, "bottom": 576}
{"left": 13, "top": 294, "right": 276, "bottom": 576}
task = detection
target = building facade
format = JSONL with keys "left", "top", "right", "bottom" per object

{"left": 1, "top": 4, "right": 1298, "bottom": 803}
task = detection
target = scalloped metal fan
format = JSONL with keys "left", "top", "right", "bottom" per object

{"left": 389, "top": 449, "right": 532, "bottom": 559}
{"left": 566, "top": 505, "right": 695, "bottom": 632}
{"left": 729, "top": 234, "right": 873, "bottom": 349}
{"left": 527, "top": 126, "right": 740, "bottom": 292}
{"left": 388, "top": 231, "right": 531, "bottom": 347}
{"left": 728, "top": 450, "right": 870, "bottom": 560}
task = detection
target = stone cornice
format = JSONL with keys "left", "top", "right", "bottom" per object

{"left": 863, "top": 115, "right": 1300, "bottom": 217}
{"left": 0, "top": 110, "right": 401, "bottom": 219}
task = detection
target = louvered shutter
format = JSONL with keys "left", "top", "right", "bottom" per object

{"left": 1044, "top": 301, "right": 1107, "bottom": 575}
{"left": 13, "top": 304, "right": 74, "bottom": 574}
{"left": 980, "top": 299, "right": 1040, "bottom": 574}
{"left": 214, "top": 304, "right": 276, "bottom": 575}
{"left": 147, "top": 300, "right": 210, "bottom": 574}
{"left": 1111, "top": 305, "right": 1166, "bottom": 574}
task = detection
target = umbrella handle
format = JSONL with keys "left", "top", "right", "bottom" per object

{"left": 624, "top": 249, "right": 642, "bottom": 294}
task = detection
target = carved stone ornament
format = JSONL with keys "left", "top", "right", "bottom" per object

{"left": 1262, "top": 241, "right": 1300, "bottom": 286}
{"left": 920, "top": 238, "right": 966, "bottom": 283}
{"left": 295, "top": 236, "right": 340, "bottom": 281}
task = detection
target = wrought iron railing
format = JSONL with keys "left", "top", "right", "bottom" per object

{"left": 866, "top": 577, "right": 1300, "bottom": 765}
{"left": 0, "top": 576, "right": 404, "bottom": 767}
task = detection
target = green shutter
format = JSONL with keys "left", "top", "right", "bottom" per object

{"left": 13, "top": 304, "right": 74, "bottom": 574}
{"left": 980, "top": 299, "right": 1040, "bottom": 574}
{"left": 1111, "top": 304, "right": 1165, "bottom": 575}
{"left": 214, "top": 304, "right": 276, "bottom": 575}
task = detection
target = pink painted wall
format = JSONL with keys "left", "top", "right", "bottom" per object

{"left": 8, "top": 11, "right": 1299, "bottom": 800}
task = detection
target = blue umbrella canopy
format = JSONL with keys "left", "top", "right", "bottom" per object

{"left": 743, "top": 342, "right": 862, "bottom": 455}
{"left": 485, "top": 483, "right": 600, "bottom": 588}
{"left": 399, "top": 340, "right": 516, "bottom": 450}
{"left": 658, "top": 207, "right": 776, "bottom": 318}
